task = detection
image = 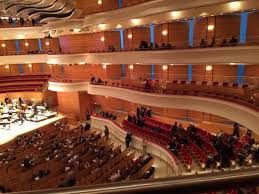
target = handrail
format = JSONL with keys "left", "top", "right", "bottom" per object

{"left": 9, "top": 167, "right": 259, "bottom": 194}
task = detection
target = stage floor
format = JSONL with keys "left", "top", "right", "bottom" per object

{"left": 0, "top": 114, "right": 64, "bottom": 145}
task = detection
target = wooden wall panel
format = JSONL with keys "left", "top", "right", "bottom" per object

{"left": 168, "top": 22, "right": 189, "bottom": 48}
{"left": 193, "top": 17, "right": 216, "bottom": 47}
{"left": 247, "top": 12, "right": 259, "bottom": 44}
{"left": 104, "top": 31, "right": 121, "bottom": 50}
{"left": 215, "top": 15, "right": 240, "bottom": 42}
{"left": 42, "top": 64, "right": 50, "bottom": 74}
{"left": 154, "top": 24, "right": 169, "bottom": 45}
{"left": 59, "top": 33, "right": 105, "bottom": 53}
{"left": 169, "top": 65, "right": 188, "bottom": 81}
{"left": 0, "top": 65, "right": 11, "bottom": 76}
{"left": 213, "top": 65, "right": 237, "bottom": 83}
{"left": 244, "top": 65, "right": 259, "bottom": 86}
{"left": 6, "top": 40, "right": 16, "bottom": 54}
{"left": 32, "top": 64, "right": 43, "bottom": 73}
{"left": 10, "top": 64, "right": 20, "bottom": 75}
{"left": 61, "top": 64, "right": 108, "bottom": 80}
{"left": 125, "top": 64, "right": 152, "bottom": 80}
{"left": 106, "top": 65, "right": 122, "bottom": 80}
{"left": 51, "top": 65, "right": 63, "bottom": 77}
{"left": 57, "top": 92, "right": 81, "bottom": 115}
{"left": 124, "top": 27, "right": 150, "bottom": 49}
{"left": 192, "top": 65, "right": 205, "bottom": 81}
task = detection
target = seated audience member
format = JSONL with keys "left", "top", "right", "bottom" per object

{"left": 168, "top": 139, "right": 178, "bottom": 155}
{"left": 0, "top": 185, "right": 6, "bottom": 193}
{"left": 90, "top": 77, "right": 96, "bottom": 84}
{"left": 171, "top": 122, "right": 178, "bottom": 134}
{"left": 146, "top": 108, "right": 152, "bottom": 117}
{"left": 127, "top": 115, "right": 133, "bottom": 122}
{"left": 149, "top": 43, "right": 154, "bottom": 49}
{"left": 144, "top": 80, "right": 151, "bottom": 91}
{"left": 209, "top": 37, "right": 216, "bottom": 47}
{"left": 246, "top": 129, "right": 252, "bottom": 137}
{"left": 85, "top": 122, "right": 91, "bottom": 131}
{"left": 220, "top": 39, "right": 228, "bottom": 47}
{"left": 229, "top": 36, "right": 238, "bottom": 46}
{"left": 143, "top": 167, "right": 155, "bottom": 179}
{"left": 154, "top": 43, "right": 159, "bottom": 48}
{"left": 177, "top": 124, "right": 185, "bottom": 136}
{"left": 58, "top": 172, "right": 76, "bottom": 188}
{"left": 161, "top": 43, "right": 166, "bottom": 48}
{"left": 108, "top": 45, "right": 115, "bottom": 52}
{"left": 97, "top": 78, "right": 104, "bottom": 84}
{"left": 32, "top": 170, "right": 50, "bottom": 181}
{"left": 139, "top": 41, "right": 149, "bottom": 49}
{"left": 200, "top": 38, "right": 207, "bottom": 48}
{"left": 166, "top": 43, "right": 173, "bottom": 49}
{"left": 4, "top": 97, "right": 10, "bottom": 104}
{"left": 110, "top": 170, "right": 121, "bottom": 182}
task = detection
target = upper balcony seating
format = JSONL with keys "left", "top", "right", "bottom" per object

{"left": 0, "top": 74, "right": 50, "bottom": 93}
{"left": 0, "top": 122, "right": 154, "bottom": 192}
{"left": 91, "top": 79, "right": 258, "bottom": 111}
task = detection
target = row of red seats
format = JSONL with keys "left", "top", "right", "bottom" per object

{"left": 122, "top": 120, "right": 171, "bottom": 145}
{"left": 143, "top": 117, "right": 171, "bottom": 135}
{"left": 143, "top": 117, "right": 217, "bottom": 163}
{"left": 179, "top": 147, "right": 192, "bottom": 167}
{"left": 202, "top": 140, "right": 218, "bottom": 156}
{"left": 188, "top": 142, "right": 207, "bottom": 164}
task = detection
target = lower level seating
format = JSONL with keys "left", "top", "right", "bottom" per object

{"left": 0, "top": 120, "right": 154, "bottom": 192}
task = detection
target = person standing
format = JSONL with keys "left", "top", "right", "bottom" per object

{"left": 104, "top": 126, "right": 109, "bottom": 140}
{"left": 125, "top": 133, "right": 132, "bottom": 149}
{"left": 233, "top": 122, "right": 240, "bottom": 139}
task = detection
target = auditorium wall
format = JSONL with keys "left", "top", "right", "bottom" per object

{"left": 59, "top": 31, "right": 120, "bottom": 54}
{"left": 0, "top": 92, "right": 43, "bottom": 101}
{"left": 247, "top": 11, "right": 259, "bottom": 44}
{"left": 57, "top": 91, "right": 92, "bottom": 119}
{"left": 0, "top": 64, "right": 50, "bottom": 76}
{"left": 0, "top": 38, "right": 59, "bottom": 55}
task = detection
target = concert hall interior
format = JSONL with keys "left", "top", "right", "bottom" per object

{"left": 0, "top": 0, "right": 259, "bottom": 194}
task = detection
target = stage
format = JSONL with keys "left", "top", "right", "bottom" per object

{"left": 0, "top": 114, "right": 64, "bottom": 145}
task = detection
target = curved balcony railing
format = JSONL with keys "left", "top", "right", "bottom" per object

{"left": 91, "top": 80, "right": 259, "bottom": 111}
{"left": 49, "top": 73, "right": 259, "bottom": 112}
